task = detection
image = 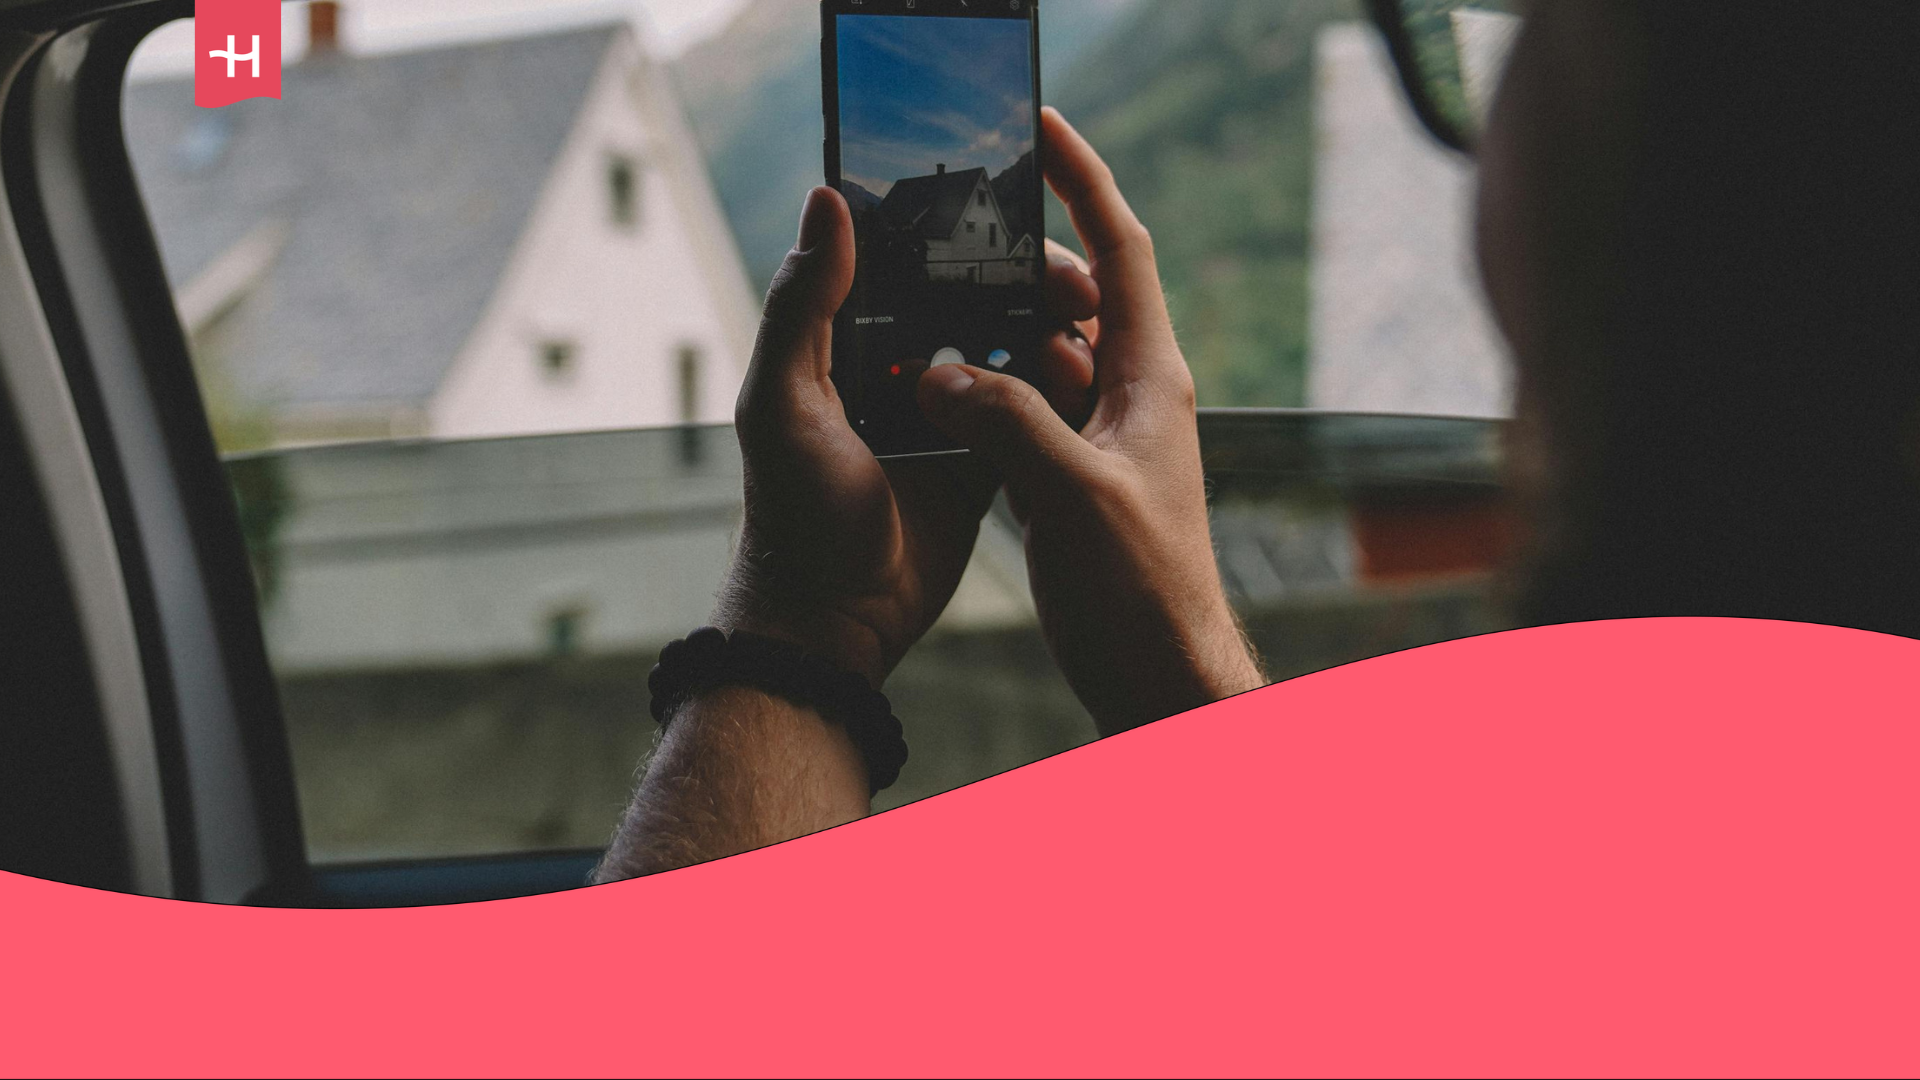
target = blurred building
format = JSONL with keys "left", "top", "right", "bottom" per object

{"left": 125, "top": 10, "right": 759, "bottom": 448}
{"left": 1308, "top": 22, "right": 1510, "bottom": 419}
{"left": 249, "top": 429, "right": 1038, "bottom": 675}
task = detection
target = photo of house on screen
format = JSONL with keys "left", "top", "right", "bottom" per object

{"left": 863, "top": 163, "right": 1038, "bottom": 285}
{"left": 834, "top": 12, "right": 1041, "bottom": 292}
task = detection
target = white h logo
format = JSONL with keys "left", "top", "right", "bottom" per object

{"left": 209, "top": 35, "right": 260, "bottom": 79}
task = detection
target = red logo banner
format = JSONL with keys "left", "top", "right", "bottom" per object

{"left": 194, "top": 0, "right": 281, "bottom": 109}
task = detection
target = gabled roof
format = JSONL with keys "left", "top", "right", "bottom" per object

{"left": 878, "top": 167, "right": 991, "bottom": 241}
{"left": 123, "top": 25, "right": 621, "bottom": 413}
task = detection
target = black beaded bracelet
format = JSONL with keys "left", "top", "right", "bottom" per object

{"left": 647, "top": 627, "right": 909, "bottom": 797}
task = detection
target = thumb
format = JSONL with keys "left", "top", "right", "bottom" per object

{"left": 744, "top": 187, "right": 856, "bottom": 404}
{"left": 919, "top": 365, "right": 1099, "bottom": 497}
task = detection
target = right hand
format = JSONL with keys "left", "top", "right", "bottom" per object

{"left": 918, "top": 108, "right": 1267, "bottom": 735}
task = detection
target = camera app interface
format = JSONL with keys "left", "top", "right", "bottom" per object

{"left": 833, "top": 10, "right": 1044, "bottom": 455}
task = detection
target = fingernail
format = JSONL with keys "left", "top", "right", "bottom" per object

{"left": 797, "top": 188, "right": 832, "bottom": 252}
{"left": 920, "top": 365, "right": 976, "bottom": 418}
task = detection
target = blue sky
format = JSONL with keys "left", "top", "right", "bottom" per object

{"left": 837, "top": 14, "right": 1036, "bottom": 197}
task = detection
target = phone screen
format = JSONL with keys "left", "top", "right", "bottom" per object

{"left": 824, "top": 0, "right": 1046, "bottom": 457}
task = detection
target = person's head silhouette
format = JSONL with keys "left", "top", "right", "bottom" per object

{"left": 1476, "top": 2, "right": 1920, "bottom": 636}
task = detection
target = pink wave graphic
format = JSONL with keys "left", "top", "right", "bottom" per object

{"left": 3, "top": 618, "right": 1917, "bottom": 1077}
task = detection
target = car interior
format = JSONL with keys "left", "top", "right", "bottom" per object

{"left": 1, "top": 0, "right": 1515, "bottom": 905}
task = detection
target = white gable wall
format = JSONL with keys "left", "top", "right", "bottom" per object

{"left": 1308, "top": 23, "right": 1509, "bottom": 418}
{"left": 926, "top": 173, "right": 1011, "bottom": 281}
{"left": 429, "top": 29, "right": 759, "bottom": 440}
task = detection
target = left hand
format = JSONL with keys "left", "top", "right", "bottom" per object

{"left": 914, "top": 108, "right": 1267, "bottom": 733}
{"left": 714, "top": 186, "right": 1097, "bottom": 687}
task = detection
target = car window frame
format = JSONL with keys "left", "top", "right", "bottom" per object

{"left": 2, "top": 0, "right": 309, "bottom": 904}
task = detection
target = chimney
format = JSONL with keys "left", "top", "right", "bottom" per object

{"left": 309, "top": 1, "right": 340, "bottom": 55}
{"left": 936, "top": 163, "right": 946, "bottom": 175}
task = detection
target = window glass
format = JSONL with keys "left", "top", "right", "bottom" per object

{"left": 674, "top": 0, "right": 1510, "bottom": 418}
{"left": 539, "top": 341, "right": 577, "bottom": 380}
{"left": 676, "top": 345, "right": 701, "bottom": 424}
{"left": 608, "top": 155, "right": 640, "bottom": 228}
{"left": 125, "top": 3, "right": 1517, "bottom": 864}
{"left": 220, "top": 417, "right": 1508, "bottom": 862}
{"left": 130, "top": 0, "right": 1507, "bottom": 452}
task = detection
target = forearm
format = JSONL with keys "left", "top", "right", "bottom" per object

{"left": 1044, "top": 533, "right": 1270, "bottom": 737}
{"left": 592, "top": 686, "right": 872, "bottom": 883}
{"left": 1085, "top": 599, "right": 1267, "bottom": 737}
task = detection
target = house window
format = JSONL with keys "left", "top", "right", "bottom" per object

{"left": 539, "top": 340, "right": 577, "bottom": 380}
{"left": 989, "top": 223, "right": 998, "bottom": 247}
{"left": 608, "top": 154, "right": 640, "bottom": 228}
{"left": 176, "top": 111, "right": 233, "bottom": 172}
{"left": 544, "top": 606, "right": 588, "bottom": 659}
{"left": 977, "top": 190, "right": 987, "bottom": 207}
{"left": 966, "top": 221, "right": 977, "bottom": 234}
{"left": 678, "top": 344, "right": 703, "bottom": 466}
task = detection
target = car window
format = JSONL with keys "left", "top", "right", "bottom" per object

{"left": 129, "top": 0, "right": 1508, "bottom": 435}
{"left": 216, "top": 416, "right": 1505, "bottom": 863}
{"left": 125, "top": 3, "right": 1514, "bottom": 864}
{"left": 671, "top": 0, "right": 1511, "bottom": 418}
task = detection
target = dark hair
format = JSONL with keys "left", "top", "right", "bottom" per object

{"left": 1516, "top": 2, "right": 1920, "bottom": 637}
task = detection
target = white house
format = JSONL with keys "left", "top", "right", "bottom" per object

{"left": 124, "top": 13, "right": 759, "bottom": 448}
{"left": 876, "top": 165, "right": 1039, "bottom": 286}
{"left": 1307, "top": 22, "right": 1510, "bottom": 419}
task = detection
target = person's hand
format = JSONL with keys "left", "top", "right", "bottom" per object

{"left": 715, "top": 187, "right": 1095, "bottom": 688}
{"left": 918, "top": 108, "right": 1267, "bottom": 734}
{"left": 714, "top": 187, "right": 986, "bottom": 686}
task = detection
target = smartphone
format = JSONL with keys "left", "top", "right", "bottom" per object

{"left": 822, "top": 0, "right": 1047, "bottom": 458}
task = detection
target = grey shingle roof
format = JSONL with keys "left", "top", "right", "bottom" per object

{"left": 879, "top": 167, "right": 990, "bottom": 242}
{"left": 123, "top": 26, "right": 619, "bottom": 412}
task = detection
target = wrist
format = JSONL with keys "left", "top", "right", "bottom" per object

{"left": 712, "top": 570, "right": 891, "bottom": 689}
{"left": 664, "top": 686, "right": 868, "bottom": 797}
{"left": 649, "top": 627, "right": 910, "bottom": 796}
{"left": 1191, "top": 598, "right": 1268, "bottom": 697}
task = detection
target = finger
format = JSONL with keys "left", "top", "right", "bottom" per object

{"left": 1046, "top": 239, "right": 1102, "bottom": 345}
{"left": 741, "top": 188, "right": 856, "bottom": 417}
{"left": 1004, "top": 482, "right": 1033, "bottom": 529}
{"left": 1044, "top": 251, "right": 1101, "bottom": 326}
{"left": 1035, "top": 330, "right": 1096, "bottom": 425}
{"left": 1040, "top": 108, "right": 1169, "bottom": 334}
{"left": 918, "top": 365, "right": 1101, "bottom": 499}
{"left": 1045, "top": 237, "right": 1090, "bottom": 276}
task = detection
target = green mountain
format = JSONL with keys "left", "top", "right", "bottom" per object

{"left": 675, "top": 0, "right": 1358, "bottom": 408}
{"left": 1050, "top": 0, "right": 1358, "bottom": 407}
{"left": 672, "top": 0, "right": 819, "bottom": 297}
